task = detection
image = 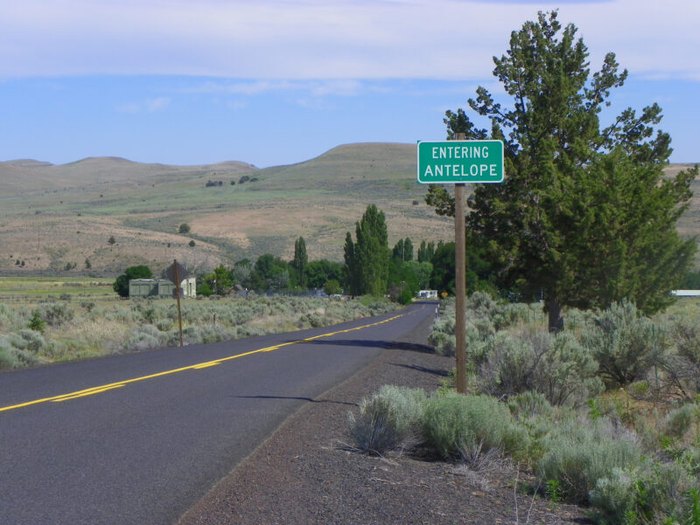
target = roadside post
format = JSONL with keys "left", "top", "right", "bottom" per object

{"left": 167, "top": 259, "right": 185, "bottom": 348}
{"left": 417, "top": 135, "right": 504, "bottom": 394}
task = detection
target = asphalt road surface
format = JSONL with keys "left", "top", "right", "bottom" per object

{"left": 0, "top": 302, "right": 436, "bottom": 525}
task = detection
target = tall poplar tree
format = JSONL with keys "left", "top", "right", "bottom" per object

{"left": 344, "top": 205, "right": 390, "bottom": 296}
{"left": 426, "top": 11, "right": 696, "bottom": 330}
{"left": 291, "top": 236, "right": 308, "bottom": 288}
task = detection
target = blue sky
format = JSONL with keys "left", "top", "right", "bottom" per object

{"left": 1, "top": 0, "right": 698, "bottom": 167}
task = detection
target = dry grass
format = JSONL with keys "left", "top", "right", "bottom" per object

{"left": 0, "top": 143, "right": 454, "bottom": 274}
{"left": 0, "top": 146, "right": 693, "bottom": 275}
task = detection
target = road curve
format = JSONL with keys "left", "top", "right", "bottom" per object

{"left": 0, "top": 302, "right": 436, "bottom": 525}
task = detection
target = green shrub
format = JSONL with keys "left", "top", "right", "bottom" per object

{"left": 0, "top": 342, "right": 18, "bottom": 369}
{"left": 662, "top": 318, "right": 700, "bottom": 397}
{"left": 183, "top": 324, "right": 233, "bottom": 345}
{"left": 123, "top": 325, "right": 167, "bottom": 352}
{"left": 589, "top": 467, "right": 639, "bottom": 524}
{"left": 348, "top": 386, "right": 427, "bottom": 454}
{"left": 421, "top": 393, "right": 528, "bottom": 461}
{"left": 508, "top": 391, "right": 554, "bottom": 421}
{"left": 538, "top": 417, "right": 642, "bottom": 504}
{"left": 0, "top": 303, "right": 22, "bottom": 331}
{"left": 582, "top": 301, "right": 666, "bottom": 387}
{"left": 590, "top": 461, "right": 697, "bottom": 524}
{"left": 428, "top": 318, "right": 455, "bottom": 356}
{"left": 28, "top": 311, "right": 46, "bottom": 333}
{"left": 39, "top": 302, "right": 74, "bottom": 327}
{"left": 0, "top": 334, "right": 42, "bottom": 367}
{"left": 664, "top": 403, "right": 700, "bottom": 441}
{"left": 478, "top": 329, "right": 602, "bottom": 407}
{"left": 687, "top": 488, "right": 700, "bottom": 525}
{"left": 492, "top": 302, "right": 543, "bottom": 331}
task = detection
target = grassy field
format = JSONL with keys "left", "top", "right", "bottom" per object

{"left": 0, "top": 276, "right": 116, "bottom": 302}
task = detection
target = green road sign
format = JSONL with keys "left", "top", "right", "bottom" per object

{"left": 417, "top": 140, "right": 504, "bottom": 184}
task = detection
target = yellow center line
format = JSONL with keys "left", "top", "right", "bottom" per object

{"left": 0, "top": 313, "right": 404, "bottom": 414}
{"left": 52, "top": 384, "right": 126, "bottom": 402}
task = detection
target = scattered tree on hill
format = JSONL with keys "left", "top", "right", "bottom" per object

{"left": 426, "top": 10, "right": 697, "bottom": 330}
{"left": 178, "top": 223, "right": 191, "bottom": 234}
{"left": 344, "top": 205, "right": 390, "bottom": 296}
{"left": 113, "top": 265, "right": 152, "bottom": 298}
{"left": 108, "top": 235, "right": 116, "bottom": 245}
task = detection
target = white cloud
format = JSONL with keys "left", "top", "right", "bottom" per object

{"left": 1, "top": 0, "right": 698, "bottom": 81}
{"left": 146, "top": 97, "right": 171, "bottom": 112}
{"left": 116, "top": 96, "right": 171, "bottom": 113}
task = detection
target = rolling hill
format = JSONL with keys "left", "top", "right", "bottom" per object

{"left": 0, "top": 143, "right": 452, "bottom": 275}
{"left": 0, "top": 144, "right": 696, "bottom": 276}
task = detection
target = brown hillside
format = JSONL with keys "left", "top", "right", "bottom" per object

{"left": 0, "top": 146, "right": 695, "bottom": 275}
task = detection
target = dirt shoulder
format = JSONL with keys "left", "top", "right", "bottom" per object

{"left": 178, "top": 317, "right": 590, "bottom": 525}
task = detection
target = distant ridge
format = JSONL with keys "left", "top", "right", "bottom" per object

{"left": 2, "top": 159, "right": 54, "bottom": 167}
{"left": 61, "top": 156, "right": 140, "bottom": 166}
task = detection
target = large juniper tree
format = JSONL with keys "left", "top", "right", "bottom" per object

{"left": 426, "top": 11, "right": 696, "bottom": 330}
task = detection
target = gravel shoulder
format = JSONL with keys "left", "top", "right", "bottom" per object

{"left": 178, "top": 313, "right": 590, "bottom": 525}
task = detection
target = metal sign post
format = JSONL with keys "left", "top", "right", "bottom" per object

{"left": 417, "top": 136, "right": 504, "bottom": 394}
{"left": 454, "top": 182, "right": 467, "bottom": 394}
{"left": 168, "top": 259, "right": 184, "bottom": 348}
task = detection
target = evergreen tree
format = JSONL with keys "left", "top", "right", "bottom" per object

{"left": 392, "top": 238, "right": 414, "bottom": 262}
{"left": 426, "top": 11, "right": 696, "bottom": 330}
{"left": 417, "top": 241, "right": 436, "bottom": 263}
{"left": 343, "top": 232, "right": 360, "bottom": 296}
{"left": 344, "top": 205, "right": 390, "bottom": 296}
{"left": 392, "top": 239, "right": 405, "bottom": 262}
{"left": 291, "top": 236, "right": 308, "bottom": 288}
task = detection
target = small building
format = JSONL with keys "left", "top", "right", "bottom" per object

{"left": 129, "top": 279, "right": 176, "bottom": 298}
{"left": 416, "top": 290, "right": 438, "bottom": 299}
{"left": 128, "top": 278, "right": 196, "bottom": 298}
{"left": 180, "top": 276, "right": 196, "bottom": 298}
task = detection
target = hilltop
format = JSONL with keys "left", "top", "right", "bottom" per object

{"left": 0, "top": 143, "right": 452, "bottom": 275}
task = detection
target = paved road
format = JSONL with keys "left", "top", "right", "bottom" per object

{"left": 0, "top": 302, "right": 436, "bottom": 525}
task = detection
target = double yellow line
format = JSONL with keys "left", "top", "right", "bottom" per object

{"left": 0, "top": 314, "right": 403, "bottom": 414}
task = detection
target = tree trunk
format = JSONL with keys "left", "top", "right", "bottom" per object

{"left": 547, "top": 298, "right": 564, "bottom": 333}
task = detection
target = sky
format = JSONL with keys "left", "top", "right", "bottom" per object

{"left": 0, "top": 0, "right": 698, "bottom": 168}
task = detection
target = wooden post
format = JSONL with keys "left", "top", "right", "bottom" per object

{"left": 173, "top": 259, "right": 184, "bottom": 348}
{"left": 454, "top": 133, "right": 467, "bottom": 394}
